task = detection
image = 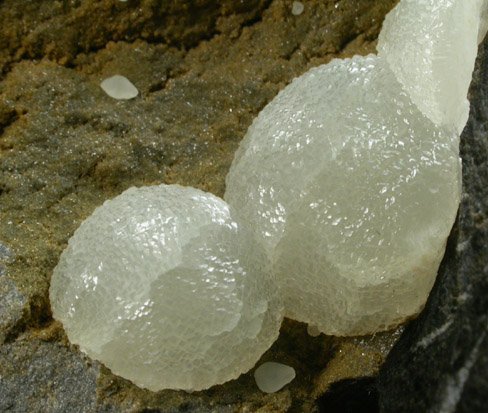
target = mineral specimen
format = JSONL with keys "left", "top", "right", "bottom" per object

{"left": 49, "top": 0, "right": 487, "bottom": 392}
{"left": 49, "top": 185, "right": 283, "bottom": 391}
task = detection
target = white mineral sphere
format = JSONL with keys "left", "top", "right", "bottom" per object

{"left": 377, "top": 0, "right": 486, "bottom": 134}
{"left": 49, "top": 184, "right": 283, "bottom": 391}
{"left": 225, "top": 54, "right": 461, "bottom": 335}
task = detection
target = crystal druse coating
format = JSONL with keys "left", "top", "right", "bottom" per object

{"left": 225, "top": 54, "right": 462, "bottom": 335}
{"left": 49, "top": 185, "right": 283, "bottom": 391}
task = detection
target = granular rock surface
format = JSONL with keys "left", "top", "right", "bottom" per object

{"left": 0, "top": 0, "right": 431, "bottom": 411}
{"left": 0, "top": 339, "right": 99, "bottom": 413}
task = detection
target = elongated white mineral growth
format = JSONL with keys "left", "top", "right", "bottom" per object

{"left": 225, "top": 0, "right": 486, "bottom": 335}
{"left": 226, "top": 54, "right": 461, "bottom": 335}
{"left": 377, "top": 0, "right": 487, "bottom": 134}
{"left": 49, "top": 185, "right": 283, "bottom": 391}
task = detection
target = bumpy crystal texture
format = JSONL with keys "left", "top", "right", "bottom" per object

{"left": 49, "top": 185, "right": 283, "bottom": 391}
{"left": 225, "top": 54, "right": 461, "bottom": 335}
{"left": 377, "top": 0, "right": 486, "bottom": 134}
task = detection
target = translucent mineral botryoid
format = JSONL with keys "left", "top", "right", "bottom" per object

{"left": 225, "top": 0, "right": 486, "bottom": 335}
{"left": 49, "top": 185, "right": 283, "bottom": 391}
{"left": 225, "top": 54, "right": 462, "bottom": 335}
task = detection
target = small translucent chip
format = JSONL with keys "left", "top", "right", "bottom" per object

{"left": 100, "top": 75, "right": 138, "bottom": 100}
{"left": 254, "top": 362, "right": 296, "bottom": 393}
{"left": 292, "top": 1, "right": 304, "bottom": 16}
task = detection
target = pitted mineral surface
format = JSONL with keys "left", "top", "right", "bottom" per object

{"left": 49, "top": 184, "right": 283, "bottom": 391}
{"left": 225, "top": 54, "right": 461, "bottom": 335}
{"left": 377, "top": 0, "right": 487, "bottom": 134}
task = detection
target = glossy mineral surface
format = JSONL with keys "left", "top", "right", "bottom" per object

{"left": 377, "top": 0, "right": 486, "bottom": 134}
{"left": 225, "top": 54, "right": 462, "bottom": 335}
{"left": 49, "top": 185, "right": 283, "bottom": 391}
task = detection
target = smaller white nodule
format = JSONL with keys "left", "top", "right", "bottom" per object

{"left": 292, "top": 1, "right": 304, "bottom": 16}
{"left": 254, "top": 362, "right": 296, "bottom": 393}
{"left": 101, "top": 75, "right": 138, "bottom": 100}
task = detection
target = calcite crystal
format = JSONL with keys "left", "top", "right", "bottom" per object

{"left": 225, "top": 54, "right": 462, "bottom": 335}
{"left": 49, "top": 185, "right": 283, "bottom": 391}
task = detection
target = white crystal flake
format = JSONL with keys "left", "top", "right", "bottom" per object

{"left": 100, "top": 75, "right": 138, "bottom": 100}
{"left": 225, "top": 54, "right": 462, "bottom": 336}
{"left": 49, "top": 185, "right": 283, "bottom": 391}
{"left": 254, "top": 362, "right": 296, "bottom": 393}
{"left": 377, "top": 0, "right": 486, "bottom": 134}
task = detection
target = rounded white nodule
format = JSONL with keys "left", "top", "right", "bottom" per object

{"left": 307, "top": 324, "right": 321, "bottom": 337}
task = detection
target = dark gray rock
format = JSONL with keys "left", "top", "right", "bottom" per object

{"left": 0, "top": 243, "right": 27, "bottom": 344}
{"left": 377, "top": 35, "right": 488, "bottom": 413}
{"left": 0, "top": 242, "right": 14, "bottom": 260}
{"left": 0, "top": 340, "right": 99, "bottom": 413}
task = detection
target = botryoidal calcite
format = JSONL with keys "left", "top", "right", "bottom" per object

{"left": 49, "top": 0, "right": 486, "bottom": 392}
{"left": 49, "top": 185, "right": 283, "bottom": 391}
{"left": 225, "top": 0, "right": 486, "bottom": 335}
{"left": 225, "top": 54, "right": 462, "bottom": 335}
